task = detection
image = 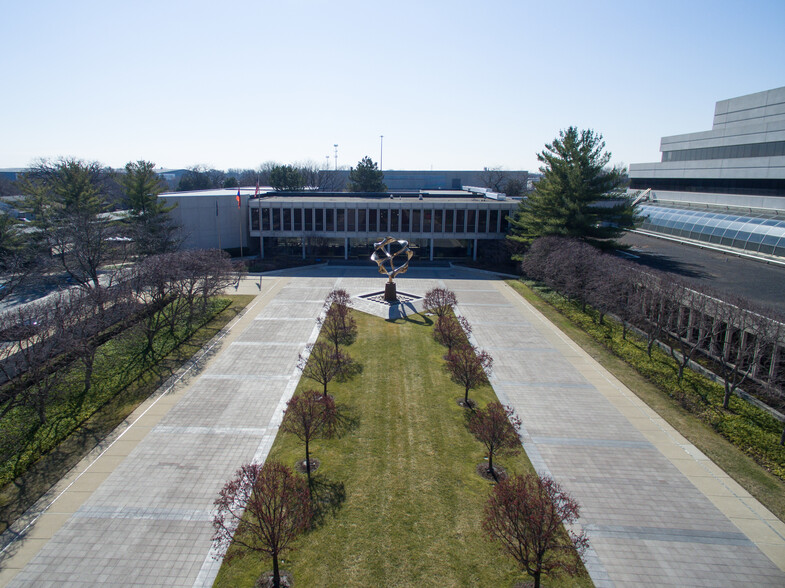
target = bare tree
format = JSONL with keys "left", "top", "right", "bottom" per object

{"left": 423, "top": 288, "right": 458, "bottom": 318}
{"left": 281, "top": 389, "right": 339, "bottom": 486}
{"left": 317, "top": 305, "right": 357, "bottom": 352}
{"left": 212, "top": 462, "right": 312, "bottom": 588}
{"left": 298, "top": 341, "right": 352, "bottom": 396}
{"left": 468, "top": 402, "right": 522, "bottom": 481}
{"left": 433, "top": 315, "right": 471, "bottom": 353}
{"left": 444, "top": 344, "right": 493, "bottom": 407}
{"left": 483, "top": 473, "right": 589, "bottom": 588}
{"left": 480, "top": 167, "right": 509, "bottom": 193}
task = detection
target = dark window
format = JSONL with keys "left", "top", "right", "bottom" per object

{"left": 489, "top": 210, "right": 499, "bottom": 232}
{"left": 272, "top": 208, "right": 281, "bottom": 231}
{"left": 326, "top": 209, "right": 334, "bottom": 231}
{"left": 294, "top": 208, "right": 302, "bottom": 231}
{"left": 369, "top": 209, "right": 378, "bottom": 232}
{"left": 434, "top": 209, "right": 443, "bottom": 232}
{"left": 262, "top": 208, "right": 271, "bottom": 231}
{"left": 380, "top": 209, "right": 389, "bottom": 232}
{"left": 347, "top": 208, "right": 355, "bottom": 231}
{"left": 358, "top": 209, "right": 367, "bottom": 232}
{"left": 391, "top": 209, "right": 400, "bottom": 232}
{"left": 305, "top": 208, "right": 313, "bottom": 231}
{"left": 315, "top": 208, "right": 324, "bottom": 231}
{"left": 477, "top": 209, "right": 487, "bottom": 232}
{"left": 401, "top": 209, "right": 410, "bottom": 232}
{"left": 251, "top": 208, "right": 260, "bottom": 231}
{"left": 336, "top": 208, "right": 345, "bottom": 232}
{"left": 283, "top": 208, "right": 292, "bottom": 231}
{"left": 466, "top": 209, "right": 475, "bottom": 233}
{"left": 423, "top": 209, "right": 433, "bottom": 232}
{"left": 630, "top": 176, "right": 785, "bottom": 197}
{"left": 456, "top": 210, "right": 465, "bottom": 233}
{"left": 444, "top": 209, "right": 454, "bottom": 232}
{"left": 411, "top": 209, "right": 421, "bottom": 232}
{"left": 661, "top": 140, "right": 785, "bottom": 163}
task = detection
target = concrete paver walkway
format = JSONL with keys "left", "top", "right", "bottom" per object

{"left": 1, "top": 265, "right": 783, "bottom": 587}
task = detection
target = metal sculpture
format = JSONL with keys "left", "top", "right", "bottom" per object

{"left": 370, "top": 236, "right": 413, "bottom": 301}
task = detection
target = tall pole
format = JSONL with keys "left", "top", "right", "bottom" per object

{"left": 380, "top": 135, "right": 384, "bottom": 170}
{"left": 237, "top": 191, "right": 243, "bottom": 259}
{"left": 334, "top": 144, "right": 338, "bottom": 171}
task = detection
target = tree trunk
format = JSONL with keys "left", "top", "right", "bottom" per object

{"left": 464, "top": 387, "right": 469, "bottom": 405}
{"left": 272, "top": 553, "right": 280, "bottom": 588}
{"left": 488, "top": 451, "right": 497, "bottom": 482}
{"left": 533, "top": 570, "right": 541, "bottom": 588}
{"left": 305, "top": 437, "right": 312, "bottom": 487}
{"left": 723, "top": 383, "right": 732, "bottom": 410}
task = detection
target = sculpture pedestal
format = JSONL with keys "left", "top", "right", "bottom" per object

{"left": 384, "top": 282, "right": 397, "bottom": 302}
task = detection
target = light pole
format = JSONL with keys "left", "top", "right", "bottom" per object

{"left": 334, "top": 144, "right": 338, "bottom": 171}
{"left": 380, "top": 135, "right": 384, "bottom": 170}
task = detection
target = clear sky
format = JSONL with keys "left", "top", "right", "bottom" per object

{"left": 1, "top": 0, "right": 783, "bottom": 175}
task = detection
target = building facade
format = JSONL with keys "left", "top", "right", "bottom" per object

{"left": 249, "top": 191, "right": 518, "bottom": 261}
{"left": 628, "top": 86, "right": 785, "bottom": 260}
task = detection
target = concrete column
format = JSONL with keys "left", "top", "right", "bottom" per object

{"left": 472, "top": 239, "right": 477, "bottom": 261}
{"left": 344, "top": 237, "right": 349, "bottom": 260}
{"left": 260, "top": 235, "right": 264, "bottom": 259}
{"left": 302, "top": 239, "right": 306, "bottom": 260}
{"left": 430, "top": 238, "right": 434, "bottom": 261}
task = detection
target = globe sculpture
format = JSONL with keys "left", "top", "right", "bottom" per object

{"left": 370, "top": 236, "right": 414, "bottom": 302}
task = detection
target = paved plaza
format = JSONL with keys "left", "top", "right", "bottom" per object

{"left": 1, "top": 265, "right": 784, "bottom": 586}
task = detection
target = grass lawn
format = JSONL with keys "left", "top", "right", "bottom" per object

{"left": 214, "top": 310, "right": 592, "bottom": 588}
{"left": 0, "top": 295, "right": 254, "bottom": 534}
{"left": 505, "top": 279, "right": 785, "bottom": 522}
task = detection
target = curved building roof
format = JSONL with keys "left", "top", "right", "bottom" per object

{"left": 638, "top": 204, "right": 785, "bottom": 258}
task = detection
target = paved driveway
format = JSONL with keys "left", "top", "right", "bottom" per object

{"left": 1, "top": 265, "right": 783, "bottom": 587}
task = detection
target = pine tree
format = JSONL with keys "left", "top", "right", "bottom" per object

{"left": 508, "top": 127, "right": 638, "bottom": 250}
{"left": 347, "top": 156, "right": 386, "bottom": 192}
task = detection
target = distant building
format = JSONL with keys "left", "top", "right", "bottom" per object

{"left": 628, "top": 86, "right": 785, "bottom": 260}
{"left": 160, "top": 188, "right": 519, "bottom": 261}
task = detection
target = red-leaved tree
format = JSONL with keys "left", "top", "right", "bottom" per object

{"left": 423, "top": 287, "right": 457, "bottom": 318}
{"left": 433, "top": 315, "right": 472, "bottom": 352}
{"left": 468, "top": 402, "right": 522, "bottom": 481}
{"left": 281, "top": 389, "right": 339, "bottom": 486}
{"left": 212, "top": 462, "right": 312, "bottom": 588}
{"left": 483, "top": 473, "right": 589, "bottom": 588}
{"left": 444, "top": 344, "right": 493, "bottom": 406}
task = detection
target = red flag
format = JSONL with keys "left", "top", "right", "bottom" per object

{"left": 254, "top": 179, "right": 259, "bottom": 197}
{"left": 236, "top": 189, "right": 241, "bottom": 208}
{"left": 215, "top": 199, "right": 219, "bottom": 217}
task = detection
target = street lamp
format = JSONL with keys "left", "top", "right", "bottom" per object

{"left": 380, "top": 135, "right": 384, "bottom": 170}
{"left": 334, "top": 144, "right": 338, "bottom": 171}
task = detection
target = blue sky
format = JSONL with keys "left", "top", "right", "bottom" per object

{"left": 1, "top": 0, "right": 783, "bottom": 174}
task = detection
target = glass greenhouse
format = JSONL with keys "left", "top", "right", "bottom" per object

{"left": 638, "top": 204, "right": 785, "bottom": 258}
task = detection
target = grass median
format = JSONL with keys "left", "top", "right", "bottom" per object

{"left": 0, "top": 295, "right": 254, "bottom": 534}
{"left": 214, "top": 309, "right": 592, "bottom": 588}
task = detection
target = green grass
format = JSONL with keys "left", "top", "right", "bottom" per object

{"left": 214, "top": 310, "right": 592, "bottom": 588}
{"left": 0, "top": 295, "right": 253, "bottom": 533}
{"left": 506, "top": 279, "right": 785, "bottom": 522}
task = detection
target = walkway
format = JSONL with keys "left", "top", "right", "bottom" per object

{"left": 0, "top": 265, "right": 783, "bottom": 587}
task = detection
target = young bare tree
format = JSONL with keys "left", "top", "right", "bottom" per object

{"left": 298, "top": 341, "right": 352, "bottom": 396}
{"left": 281, "top": 389, "right": 339, "bottom": 486}
{"left": 433, "top": 315, "right": 471, "bottom": 353}
{"left": 483, "top": 473, "right": 589, "bottom": 588}
{"left": 423, "top": 287, "right": 457, "bottom": 318}
{"left": 444, "top": 344, "right": 493, "bottom": 407}
{"left": 212, "top": 462, "right": 312, "bottom": 588}
{"left": 468, "top": 402, "right": 522, "bottom": 481}
{"left": 317, "top": 305, "right": 357, "bottom": 352}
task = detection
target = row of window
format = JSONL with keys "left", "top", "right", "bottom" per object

{"left": 661, "top": 140, "right": 785, "bottom": 162}
{"left": 629, "top": 177, "right": 785, "bottom": 197}
{"left": 251, "top": 206, "right": 513, "bottom": 235}
{"left": 639, "top": 205, "right": 785, "bottom": 257}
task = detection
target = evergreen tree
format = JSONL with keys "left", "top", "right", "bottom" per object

{"left": 269, "top": 164, "right": 305, "bottom": 191}
{"left": 347, "top": 156, "right": 386, "bottom": 192}
{"left": 120, "top": 160, "right": 179, "bottom": 254}
{"left": 508, "top": 127, "right": 638, "bottom": 251}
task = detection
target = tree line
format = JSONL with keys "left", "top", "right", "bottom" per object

{"left": 522, "top": 235, "right": 785, "bottom": 429}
